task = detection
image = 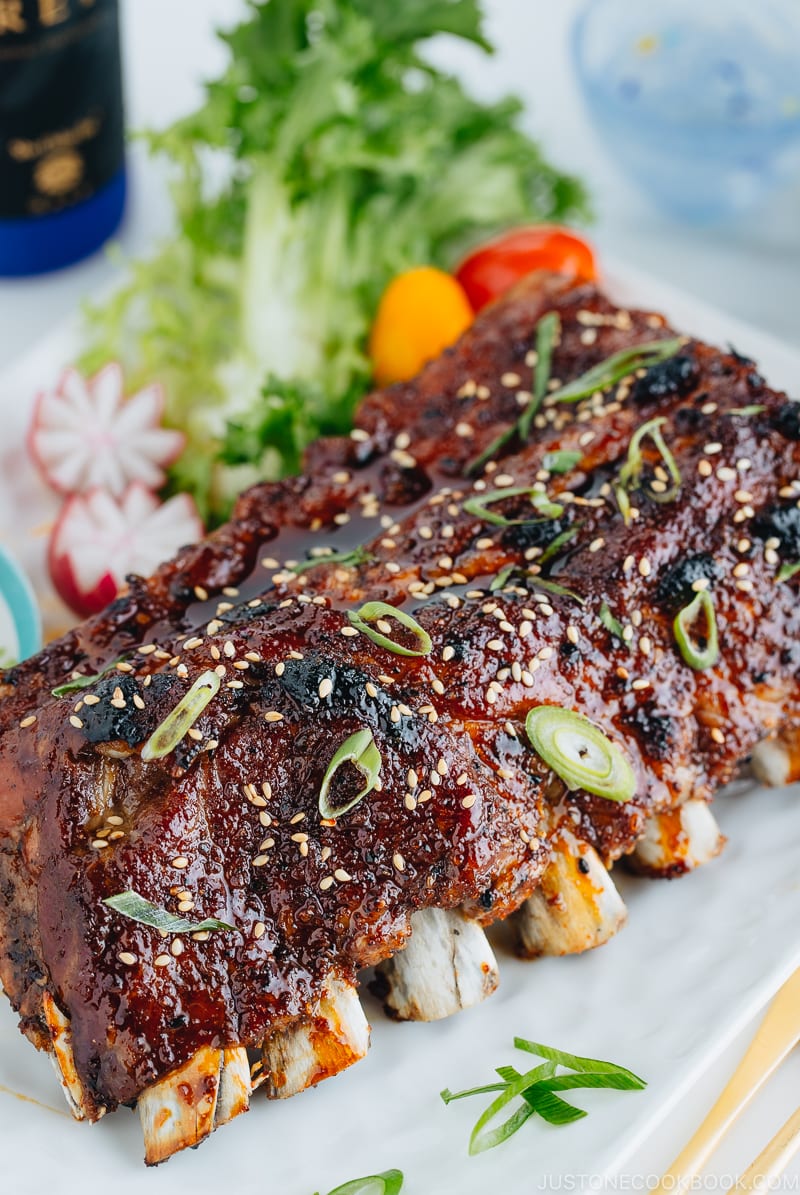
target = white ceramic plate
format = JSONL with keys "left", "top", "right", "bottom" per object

{"left": 2, "top": 264, "right": 800, "bottom": 1195}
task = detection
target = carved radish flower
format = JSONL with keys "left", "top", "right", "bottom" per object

{"left": 48, "top": 483, "right": 203, "bottom": 617}
{"left": 29, "top": 363, "right": 185, "bottom": 497}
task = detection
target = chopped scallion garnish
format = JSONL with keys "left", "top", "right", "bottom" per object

{"left": 777, "top": 561, "right": 800, "bottom": 583}
{"left": 525, "top": 706, "right": 636, "bottom": 802}
{"left": 52, "top": 658, "right": 126, "bottom": 697}
{"left": 442, "top": 1037, "right": 646, "bottom": 1155}
{"left": 319, "top": 728, "right": 382, "bottom": 820}
{"left": 517, "top": 311, "right": 560, "bottom": 441}
{"left": 291, "top": 545, "right": 375, "bottom": 574}
{"left": 463, "top": 487, "right": 563, "bottom": 527}
{"left": 673, "top": 589, "right": 719, "bottom": 670}
{"left": 614, "top": 416, "right": 681, "bottom": 525}
{"left": 542, "top": 449, "right": 582, "bottom": 475}
{"left": 103, "top": 890, "right": 236, "bottom": 934}
{"left": 467, "top": 311, "right": 559, "bottom": 474}
{"left": 347, "top": 601, "right": 432, "bottom": 657}
{"left": 538, "top": 524, "right": 580, "bottom": 566}
{"left": 320, "top": 1172, "right": 404, "bottom": 1195}
{"left": 549, "top": 337, "right": 684, "bottom": 404}
{"left": 599, "top": 600, "right": 627, "bottom": 645}
{"left": 729, "top": 405, "right": 766, "bottom": 416}
{"left": 140, "top": 669, "right": 221, "bottom": 762}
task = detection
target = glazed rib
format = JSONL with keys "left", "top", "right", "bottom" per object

{"left": 2, "top": 274, "right": 800, "bottom": 1162}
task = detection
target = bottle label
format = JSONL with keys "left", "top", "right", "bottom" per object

{"left": 0, "top": 0, "right": 123, "bottom": 219}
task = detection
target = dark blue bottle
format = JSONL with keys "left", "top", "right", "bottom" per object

{"left": 0, "top": 0, "right": 125, "bottom": 276}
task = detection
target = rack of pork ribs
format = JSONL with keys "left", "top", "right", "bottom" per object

{"left": 2, "top": 272, "right": 799, "bottom": 1165}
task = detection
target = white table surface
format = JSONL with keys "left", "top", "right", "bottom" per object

{"left": 1, "top": 1, "right": 799, "bottom": 1188}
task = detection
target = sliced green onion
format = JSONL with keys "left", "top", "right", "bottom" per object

{"left": 550, "top": 337, "right": 684, "bottom": 405}
{"left": 52, "top": 658, "right": 126, "bottom": 697}
{"left": 673, "top": 590, "right": 719, "bottom": 670}
{"left": 319, "top": 728, "right": 382, "bottom": 820}
{"left": 463, "top": 487, "right": 563, "bottom": 527}
{"left": 615, "top": 417, "right": 681, "bottom": 524}
{"left": 514, "top": 1038, "right": 646, "bottom": 1086}
{"left": 291, "top": 545, "right": 375, "bottom": 575}
{"left": 347, "top": 601, "right": 432, "bottom": 657}
{"left": 528, "top": 576, "right": 585, "bottom": 605}
{"left": 141, "top": 669, "right": 221, "bottom": 761}
{"left": 324, "top": 1172, "right": 404, "bottom": 1195}
{"left": 468, "top": 1062, "right": 556, "bottom": 1155}
{"left": 777, "top": 561, "right": 800, "bottom": 582}
{"left": 542, "top": 449, "right": 582, "bottom": 475}
{"left": 103, "top": 891, "right": 236, "bottom": 934}
{"left": 729, "top": 404, "right": 766, "bottom": 417}
{"left": 518, "top": 311, "right": 560, "bottom": 441}
{"left": 599, "top": 600, "right": 627, "bottom": 645}
{"left": 467, "top": 311, "right": 560, "bottom": 474}
{"left": 538, "top": 524, "right": 580, "bottom": 566}
{"left": 490, "top": 564, "right": 516, "bottom": 592}
{"left": 525, "top": 706, "right": 636, "bottom": 802}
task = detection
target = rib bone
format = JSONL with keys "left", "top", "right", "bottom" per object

{"left": 515, "top": 831, "right": 627, "bottom": 957}
{"left": 41, "top": 991, "right": 94, "bottom": 1121}
{"left": 751, "top": 730, "right": 800, "bottom": 788}
{"left": 139, "top": 1045, "right": 221, "bottom": 1166}
{"left": 630, "top": 799, "right": 725, "bottom": 877}
{"left": 260, "top": 975, "right": 369, "bottom": 1099}
{"left": 372, "top": 907, "right": 498, "bottom": 1021}
{"left": 215, "top": 1046, "right": 252, "bottom": 1127}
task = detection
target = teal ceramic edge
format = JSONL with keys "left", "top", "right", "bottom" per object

{"left": 0, "top": 545, "right": 42, "bottom": 662}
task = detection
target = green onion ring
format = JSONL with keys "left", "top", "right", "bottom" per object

{"left": 463, "top": 487, "right": 564, "bottom": 527}
{"left": 347, "top": 601, "right": 432, "bottom": 657}
{"left": 615, "top": 417, "right": 681, "bottom": 524}
{"left": 326, "top": 1172, "right": 404, "bottom": 1195}
{"left": 673, "top": 589, "right": 719, "bottom": 670}
{"left": 319, "top": 728, "right": 382, "bottom": 820}
{"left": 141, "top": 669, "right": 221, "bottom": 761}
{"left": 525, "top": 706, "right": 636, "bottom": 802}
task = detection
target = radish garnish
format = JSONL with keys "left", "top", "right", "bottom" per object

{"left": 48, "top": 483, "right": 203, "bottom": 617}
{"left": 29, "top": 363, "right": 185, "bottom": 497}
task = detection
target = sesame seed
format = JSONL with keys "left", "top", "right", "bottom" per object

{"left": 171, "top": 939, "right": 184, "bottom": 957}
{"left": 254, "top": 922, "right": 266, "bottom": 939}
{"left": 638, "top": 557, "right": 651, "bottom": 577}
{"left": 320, "top": 876, "right": 335, "bottom": 891}
{"left": 172, "top": 857, "right": 189, "bottom": 870}
{"left": 461, "top": 793, "right": 477, "bottom": 809}
{"left": 631, "top": 678, "right": 651, "bottom": 691}
{"left": 184, "top": 636, "right": 203, "bottom": 650}
{"left": 290, "top": 833, "right": 308, "bottom": 843}
{"left": 716, "top": 467, "right": 737, "bottom": 482}
{"left": 567, "top": 625, "right": 579, "bottom": 645}
{"left": 736, "top": 579, "right": 754, "bottom": 593}
{"left": 19, "top": 714, "right": 36, "bottom": 728}
{"left": 710, "top": 727, "right": 726, "bottom": 744}
{"left": 194, "top": 586, "right": 209, "bottom": 602}
{"left": 704, "top": 442, "right": 723, "bottom": 455}
{"left": 734, "top": 490, "right": 753, "bottom": 504}
{"left": 334, "top": 868, "right": 352, "bottom": 882}
{"left": 118, "top": 951, "right": 137, "bottom": 966}
{"left": 90, "top": 838, "right": 109, "bottom": 850}
{"left": 698, "top": 459, "right": 713, "bottom": 478}
{"left": 732, "top": 562, "right": 750, "bottom": 578}
{"left": 154, "top": 954, "right": 171, "bottom": 968}
{"left": 264, "top": 711, "right": 284, "bottom": 723}
{"left": 69, "top": 715, "right": 84, "bottom": 729}
{"left": 178, "top": 900, "right": 194, "bottom": 913}
{"left": 639, "top": 636, "right": 652, "bottom": 655}
{"left": 623, "top": 555, "right": 635, "bottom": 572}
{"left": 393, "top": 852, "right": 406, "bottom": 872}
{"left": 589, "top": 537, "right": 605, "bottom": 553}
{"left": 252, "top": 854, "right": 270, "bottom": 867}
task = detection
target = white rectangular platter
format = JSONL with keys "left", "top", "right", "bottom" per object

{"left": 1, "top": 261, "right": 800, "bottom": 1195}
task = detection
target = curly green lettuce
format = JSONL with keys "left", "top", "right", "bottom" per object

{"left": 81, "top": 0, "right": 590, "bottom": 523}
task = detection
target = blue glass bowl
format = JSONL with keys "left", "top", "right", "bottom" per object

{"left": 0, "top": 546, "right": 42, "bottom": 665}
{"left": 572, "top": 0, "right": 800, "bottom": 222}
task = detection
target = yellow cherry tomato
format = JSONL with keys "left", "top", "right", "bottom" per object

{"left": 369, "top": 266, "right": 474, "bottom": 387}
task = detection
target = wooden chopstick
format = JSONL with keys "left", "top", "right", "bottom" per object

{"left": 655, "top": 968, "right": 800, "bottom": 1192}
{"left": 737, "top": 1104, "right": 800, "bottom": 1191}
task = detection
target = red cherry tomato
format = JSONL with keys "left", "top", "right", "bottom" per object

{"left": 455, "top": 225, "right": 599, "bottom": 313}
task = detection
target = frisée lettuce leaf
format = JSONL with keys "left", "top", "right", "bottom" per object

{"left": 80, "top": 0, "right": 589, "bottom": 523}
